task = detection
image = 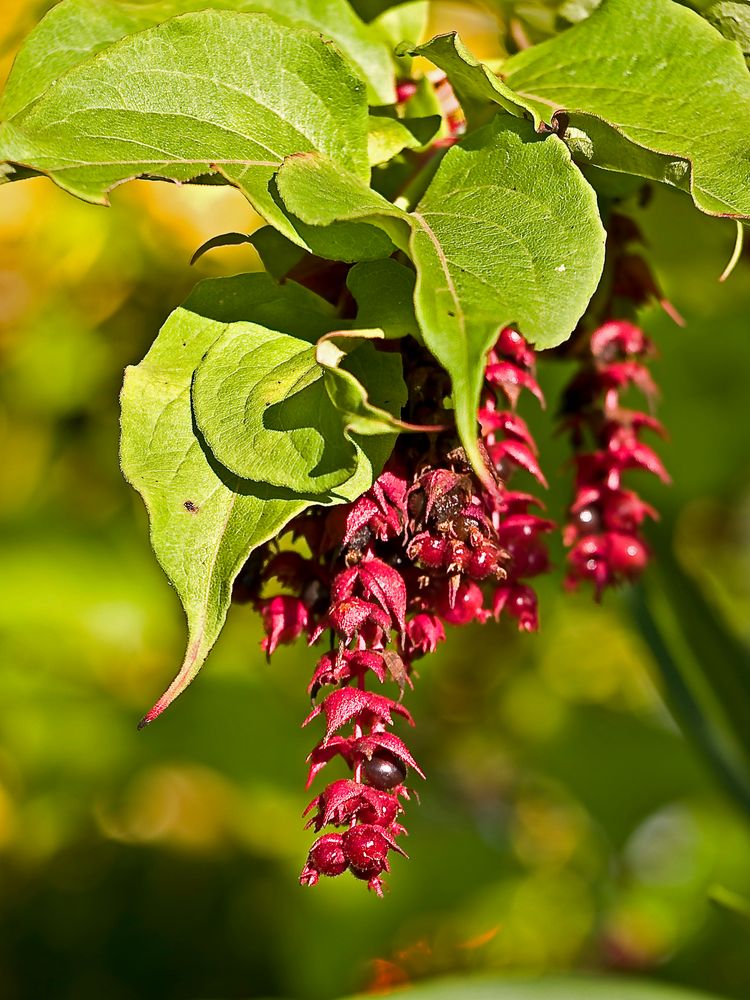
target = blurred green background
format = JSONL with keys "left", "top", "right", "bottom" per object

{"left": 1, "top": 3, "right": 750, "bottom": 999}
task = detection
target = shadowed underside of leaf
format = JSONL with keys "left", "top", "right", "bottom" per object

{"left": 0, "top": 11, "right": 371, "bottom": 247}
{"left": 503, "top": 0, "right": 750, "bottom": 218}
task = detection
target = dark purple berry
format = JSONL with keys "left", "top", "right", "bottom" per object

{"left": 363, "top": 752, "right": 407, "bottom": 790}
{"left": 575, "top": 505, "right": 602, "bottom": 535}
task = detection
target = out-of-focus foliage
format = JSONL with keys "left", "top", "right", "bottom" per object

{"left": 1, "top": 3, "right": 749, "bottom": 1000}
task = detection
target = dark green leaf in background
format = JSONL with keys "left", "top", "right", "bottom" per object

{"left": 347, "top": 257, "right": 419, "bottom": 339}
{"left": 704, "top": 1, "right": 750, "bottom": 61}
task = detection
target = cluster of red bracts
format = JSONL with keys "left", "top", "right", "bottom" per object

{"left": 480, "top": 328, "right": 553, "bottom": 632}
{"left": 561, "top": 320, "right": 669, "bottom": 597}
{"left": 243, "top": 329, "right": 552, "bottom": 894}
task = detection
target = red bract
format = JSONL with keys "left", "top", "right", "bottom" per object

{"left": 590, "top": 319, "right": 651, "bottom": 359}
{"left": 493, "top": 583, "right": 539, "bottom": 632}
{"left": 328, "top": 597, "right": 391, "bottom": 643}
{"left": 485, "top": 361, "right": 544, "bottom": 407}
{"left": 304, "top": 779, "right": 404, "bottom": 831}
{"left": 304, "top": 687, "right": 413, "bottom": 743}
{"left": 405, "top": 614, "right": 445, "bottom": 656}
{"left": 258, "top": 596, "right": 309, "bottom": 656}
{"left": 333, "top": 559, "right": 407, "bottom": 633}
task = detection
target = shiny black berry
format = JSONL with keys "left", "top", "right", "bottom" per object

{"left": 363, "top": 752, "right": 407, "bottom": 790}
{"left": 575, "top": 505, "right": 602, "bottom": 535}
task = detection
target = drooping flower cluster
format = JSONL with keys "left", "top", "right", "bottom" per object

{"left": 560, "top": 319, "right": 669, "bottom": 597}
{"left": 234, "top": 330, "right": 551, "bottom": 893}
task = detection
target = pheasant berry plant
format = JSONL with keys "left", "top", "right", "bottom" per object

{"left": 2, "top": 0, "right": 748, "bottom": 893}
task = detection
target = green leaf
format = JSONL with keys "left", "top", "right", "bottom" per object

{"left": 335, "top": 975, "right": 726, "bottom": 1000}
{"left": 280, "top": 211, "right": 398, "bottom": 263}
{"left": 410, "top": 33, "right": 536, "bottom": 126}
{"left": 559, "top": 115, "right": 692, "bottom": 196}
{"left": 318, "top": 332, "right": 409, "bottom": 435}
{"left": 705, "top": 2, "right": 750, "bottom": 59}
{"left": 409, "top": 118, "right": 604, "bottom": 473}
{"left": 248, "top": 227, "right": 307, "bottom": 280}
{"left": 277, "top": 117, "right": 605, "bottom": 476}
{"left": 121, "top": 274, "right": 394, "bottom": 726}
{"left": 0, "top": 0, "right": 394, "bottom": 114}
{"left": 372, "top": 1, "right": 429, "bottom": 55}
{"left": 347, "top": 258, "right": 419, "bottom": 338}
{"left": 192, "top": 324, "right": 406, "bottom": 494}
{"left": 367, "top": 113, "right": 441, "bottom": 165}
{"left": 628, "top": 536, "right": 750, "bottom": 815}
{"left": 121, "top": 298, "right": 305, "bottom": 727}
{"left": 0, "top": 11, "right": 371, "bottom": 247}
{"left": 183, "top": 271, "right": 339, "bottom": 334}
{"left": 503, "top": 0, "right": 750, "bottom": 218}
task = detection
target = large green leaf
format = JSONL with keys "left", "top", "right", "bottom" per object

{"left": 0, "top": 11, "right": 370, "bottom": 246}
{"left": 121, "top": 275, "right": 395, "bottom": 726}
{"left": 406, "top": 117, "right": 604, "bottom": 471}
{"left": 336, "top": 975, "right": 725, "bottom": 1000}
{"left": 503, "top": 0, "right": 750, "bottom": 218}
{"left": 277, "top": 116, "right": 605, "bottom": 475}
{"left": 192, "top": 325, "right": 406, "bottom": 494}
{"left": 0, "top": 0, "right": 394, "bottom": 113}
